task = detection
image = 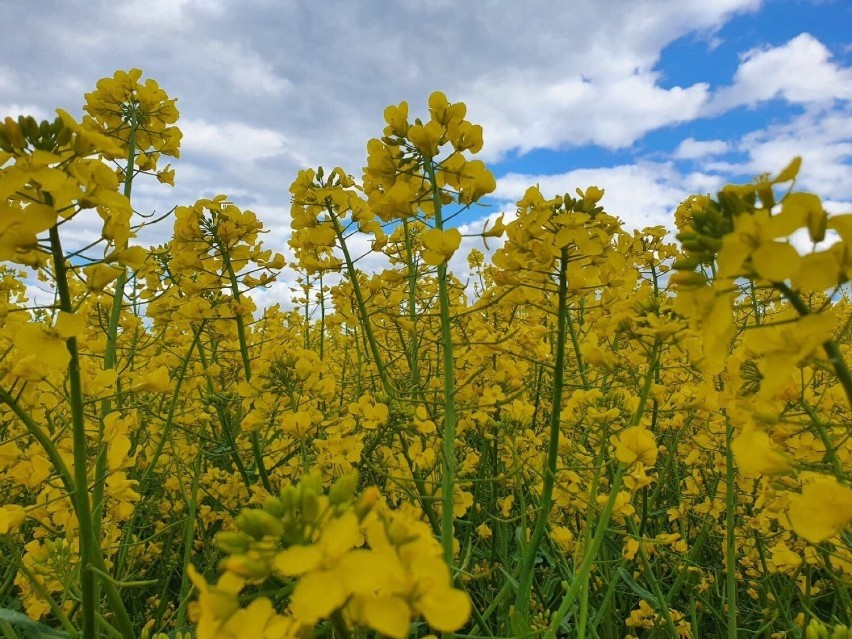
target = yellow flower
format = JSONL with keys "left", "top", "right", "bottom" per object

{"left": 0, "top": 202, "right": 57, "bottom": 266}
{"left": 614, "top": 427, "right": 658, "bottom": 466}
{"left": 408, "top": 120, "right": 443, "bottom": 158}
{"left": 11, "top": 315, "right": 84, "bottom": 380}
{"left": 422, "top": 228, "right": 462, "bottom": 266}
{"left": 83, "top": 262, "right": 123, "bottom": 291}
{"left": 731, "top": 424, "right": 791, "bottom": 476}
{"left": 0, "top": 504, "right": 27, "bottom": 534}
{"left": 787, "top": 475, "right": 852, "bottom": 543}
{"left": 131, "top": 365, "right": 171, "bottom": 393}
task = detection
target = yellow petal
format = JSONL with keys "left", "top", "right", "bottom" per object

{"left": 418, "top": 587, "right": 471, "bottom": 632}
{"left": 751, "top": 241, "right": 800, "bottom": 282}
{"left": 361, "top": 595, "right": 411, "bottom": 639}
{"left": 289, "top": 570, "right": 347, "bottom": 624}
{"left": 788, "top": 476, "right": 852, "bottom": 543}
{"left": 273, "top": 545, "right": 323, "bottom": 576}
{"left": 731, "top": 426, "right": 790, "bottom": 476}
{"left": 54, "top": 311, "right": 86, "bottom": 338}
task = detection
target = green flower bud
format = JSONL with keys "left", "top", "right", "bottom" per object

{"left": 215, "top": 531, "right": 251, "bottom": 554}
{"left": 301, "top": 491, "right": 321, "bottom": 522}
{"left": 263, "top": 496, "right": 287, "bottom": 518}
{"left": 220, "top": 553, "right": 271, "bottom": 580}
{"left": 329, "top": 470, "right": 359, "bottom": 506}
{"left": 280, "top": 484, "right": 299, "bottom": 510}
{"left": 235, "top": 508, "right": 284, "bottom": 540}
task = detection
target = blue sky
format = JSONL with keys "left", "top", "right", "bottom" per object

{"left": 2, "top": 0, "right": 850, "bottom": 305}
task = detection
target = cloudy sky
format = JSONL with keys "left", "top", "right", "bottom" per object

{"left": 3, "top": 0, "right": 850, "bottom": 306}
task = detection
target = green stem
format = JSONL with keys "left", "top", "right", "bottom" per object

{"left": 0, "top": 390, "right": 75, "bottom": 496}
{"left": 223, "top": 251, "right": 272, "bottom": 493}
{"left": 114, "top": 323, "right": 205, "bottom": 581}
{"left": 328, "top": 204, "right": 394, "bottom": 397}
{"left": 176, "top": 450, "right": 203, "bottom": 627}
{"left": 402, "top": 218, "right": 422, "bottom": 397}
{"left": 725, "top": 420, "right": 738, "bottom": 639}
{"left": 424, "top": 159, "right": 459, "bottom": 570}
{"left": 544, "top": 465, "right": 627, "bottom": 638}
{"left": 48, "top": 222, "right": 98, "bottom": 639}
{"left": 514, "top": 245, "right": 569, "bottom": 618}
{"left": 775, "top": 282, "right": 852, "bottom": 409}
{"left": 94, "top": 109, "right": 138, "bottom": 534}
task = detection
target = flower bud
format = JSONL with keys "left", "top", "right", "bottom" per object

{"left": 355, "top": 486, "right": 380, "bottom": 520}
{"left": 215, "top": 531, "right": 251, "bottom": 555}
{"left": 220, "top": 553, "right": 271, "bottom": 580}
{"left": 329, "top": 471, "right": 359, "bottom": 506}
{"left": 263, "top": 496, "right": 287, "bottom": 518}
{"left": 235, "top": 509, "right": 284, "bottom": 540}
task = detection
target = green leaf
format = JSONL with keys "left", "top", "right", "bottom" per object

{"left": 0, "top": 609, "right": 69, "bottom": 639}
{"left": 617, "top": 566, "right": 657, "bottom": 602}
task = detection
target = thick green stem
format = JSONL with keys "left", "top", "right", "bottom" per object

{"left": 114, "top": 324, "right": 204, "bottom": 581}
{"left": 94, "top": 110, "right": 139, "bottom": 532}
{"left": 176, "top": 450, "right": 203, "bottom": 627}
{"left": 223, "top": 252, "right": 272, "bottom": 493}
{"left": 424, "top": 160, "right": 459, "bottom": 570}
{"left": 49, "top": 224, "right": 97, "bottom": 639}
{"left": 725, "top": 420, "right": 738, "bottom": 639}
{"left": 0, "top": 390, "right": 75, "bottom": 496}
{"left": 402, "top": 218, "right": 422, "bottom": 396}
{"left": 514, "top": 245, "right": 569, "bottom": 617}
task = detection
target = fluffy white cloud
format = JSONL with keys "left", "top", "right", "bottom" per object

{"left": 740, "top": 108, "right": 852, "bottom": 198}
{"left": 674, "top": 138, "right": 730, "bottom": 159}
{"left": 469, "top": 73, "right": 710, "bottom": 160}
{"left": 5, "top": 0, "right": 850, "bottom": 313}
{"left": 709, "top": 33, "right": 852, "bottom": 112}
{"left": 181, "top": 119, "right": 291, "bottom": 161}
{"left": 494, "top": 163, "right": 725, "bottom": 230}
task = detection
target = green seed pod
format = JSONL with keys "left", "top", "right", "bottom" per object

{"left": 0, "top": 128, "right": 13, "bottom": 153}
{"left": 235, "top": 508, "right": 284, "bottom": 540}
{"left": 220, "top": 553, "right": 271, "bottom": 580}
{"left": 299, "top": 469, "right": 323, "bottom": 497}
{"left": 56, "top": 125, "right": 72, "bottom": 147}
{"left": 18, "top": 115, "right": 38, "bottom": 139}
{"left": 696, "top": 234, "right": 723, "bottom": 251}
{"left": 672, "top": 256, "right": 701, "bottom": 271}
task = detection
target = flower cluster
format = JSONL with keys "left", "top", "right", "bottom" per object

{"left": 188, "top": 471, "right": 470, "bottom": 638}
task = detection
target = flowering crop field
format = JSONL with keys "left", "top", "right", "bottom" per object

{"left": 0, "top": 69, "right": 850, "bottom": 639}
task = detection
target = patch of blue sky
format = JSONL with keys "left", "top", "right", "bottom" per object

{"left": 491, "top": 146, "right": 636, "bottom": 179}
{"left": 658, "top": 0, "right": 851, "bottom": 92}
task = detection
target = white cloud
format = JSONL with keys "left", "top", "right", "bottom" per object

{"left": 469, "top": 72, "right": 710, "bottom": 160}
{"left": 0, "top": 104, "right": 52, "bottom": 121}
{"left": 674, "top": 137, "right": 730, "bottom": 159}
{"left": 495, "top": 163, "right": 726, "bottom": 230}
{"left": 181, "top": 119, "right": 289, "bottom": 161}
{"left": 701, "top": 106, "right": 852, "bottom": 199}
{"left": 709, "top": 33, "right": 852, "bottom": 113}
{"left": 8, "top": 0, "right": 852, "bottom": 313}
